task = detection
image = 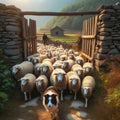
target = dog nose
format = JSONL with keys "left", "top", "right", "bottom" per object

{"left": 48, "top": 104, "right": 52, "bottom": 107}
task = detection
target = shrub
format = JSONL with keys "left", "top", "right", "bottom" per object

{"left": 0, "top": 49, "right": 16, "bottom": 111}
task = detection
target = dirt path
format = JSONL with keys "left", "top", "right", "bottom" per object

{"left": 0, "top": 89, "right": 92, "bottom": 120}
{"left": 0, "top": 42, "right": 102, "bottom": 120}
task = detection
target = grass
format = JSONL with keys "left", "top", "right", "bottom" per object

{"left": 37, "top": 34, "right": 80, "bottom": 43}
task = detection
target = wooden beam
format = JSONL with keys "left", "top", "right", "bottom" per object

{"left": 22, "top": 11, "right": 98, "bottom": 16}
{"left": 82, "top": 35, "right": 96, "bottom": 39}
{"left": 81, "top": 52, "right": 93, "bottom": 61}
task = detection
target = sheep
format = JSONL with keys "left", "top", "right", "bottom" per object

{"left": 50, "top": 68, "right": 67, "bottom": 101}
{"left": 52, "top": 60, "right": 63, "bottom": 69}
{"left": 46, "top": 50, "right": 53, "bottom": 58}
{"left": 40, "top": 61, "right": 54, "bottom": 80}
{"left": 60, "top": 54, "right": 68, "bottom": 61}
{"left": 42, "top": 86, "right": 59, "bottom": 120}
{"left": 36, "top": 75, "right": 48, "bottom": 100}
{"left": 34, "top": 63, "right": 41, "bottom": 77}
{"left": 42, "top": 58, "right": 55, "bottom": 64}
{"left": 81, "top": 75, "right": 95, "bottom": 108}
{"left": 27, "top": 53, "right": 40, "bottom": 62}
{"left": 18, "top": 73, "right": 36, "bottom": 101}
{"left": 32, "top": 54, "right": 47, "bottom": 64}
{"left": 83, "top": 62, "right": 93, "bottom": 76}
{"left": 67, "top": 71, "right": 81, "bottom": 100}
{"left": 75, "top": 56, "right": 84, "bottom": 66}
{"left": 62, "top": 59, "right": 75, "bottom": 73}
{"left": 12, "top": 61, "right": 34, "bottom": 80}
{"left": 71, "top": 64, "right": 83, "bottom": 79}
{"left": 68, "top": 53, "right": 76, "bottom": 61}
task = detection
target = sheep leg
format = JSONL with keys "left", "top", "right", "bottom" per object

{"left": 85, "top": 98, "right": 88, "bottom": 108}
{"left": 74, "top": 91, "right": 77, "bottom": 100}
{"left": 24, "top": 92, "right": 28, "bottom": 101}
{"left": 60, "top": 90, "right": 63, "bottom": 101}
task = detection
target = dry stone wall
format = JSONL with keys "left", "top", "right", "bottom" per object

{"left": 0, "top": 3, "right": 23, "bottom": 66}
{"left": 95, "top": 3, "right": 120, "bottom": 70}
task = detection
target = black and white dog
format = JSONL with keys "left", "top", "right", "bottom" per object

{"left": 43, "top": 86, "right": 59, "bottom": 120}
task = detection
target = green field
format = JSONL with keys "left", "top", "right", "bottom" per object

{"left": 37, "top": 34, "right": 80, "bottom": 43}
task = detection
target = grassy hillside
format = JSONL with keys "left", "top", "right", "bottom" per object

{"left": 45, "top": 0, "right": 120, "bottom": 31}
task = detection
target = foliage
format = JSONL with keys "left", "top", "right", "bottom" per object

{"left": 0, "top": 49, "right": 16, "bottom": 111}
{"left": 45, "top": 0, "right": 120, "bottom": 30}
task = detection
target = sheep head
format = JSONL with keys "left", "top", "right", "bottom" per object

{"left": 71, "top": 78, "right": 78, "bottom": 86}
{"left": 77, "top": 69, "right": 83, "bottom": 76}
{"left": 82, "top": 87, "right": 91, "bottom": 98}
{"left": 36, "top": 79, "right": 43, "bottom": 87}
{"left": 12, "top": 66, "right": 20, "bottom": 74}
{"left": 41, "top": 66, "right": 48, "bottom": 74}
{"left": 55, "top": 73, "right": 66, "bottom": 82}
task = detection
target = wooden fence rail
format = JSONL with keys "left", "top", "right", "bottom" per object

{"left": 81, "top": 15, "right": 98, "bottom": 61}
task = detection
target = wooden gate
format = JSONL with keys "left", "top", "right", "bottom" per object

{"left": 22, "top": 17, "right": 37, "bottom": 59}
{"left": 81, "top": 16, "right": 98, "bottom": 61}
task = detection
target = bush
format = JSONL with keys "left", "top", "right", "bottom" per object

{"left": 0, "top": 49, "right": 16, "bottom": 111}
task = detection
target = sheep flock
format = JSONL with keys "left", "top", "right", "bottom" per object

{"left": 11, "top": 42, "right": 96, "bottom": 119}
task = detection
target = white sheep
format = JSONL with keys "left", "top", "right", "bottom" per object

{"left": 60, "top": 54, "right": 68, "bottom": 61}
{"left": 50, "top": 68, "right": 67, "bottom": 101}
{"left": 52, "top": 60, "right": 63, "bottom": 69}
{"left": 81, "top": 75, "right": 95, "bottom": 108}
{"left": 71, "top": 64, "right": 83, "bottom": 79}
{"left": 75, "top": 56, "right": 84, "bottom": 66}
{"left": 67, "top": 71, "right": 81, "bottom": 100}
{"left": 42, "top": 86, "right": 59, "bottom": 120}
{"left": 36, "top": 75, "right": 48, "bottom": 100}
{"left": 62, "top": 59, "right": 75, "bottom": 73}
{"left": 12, "top": 61, "right": 34, "bottom": 80}
{"left": 18, "top": 73, "right": 36, "bottom": 101}
{"left": 83, "top": 62, "right": 93, "bottom": 76}
{"left": 40, "top": 61, "right": 54, "bottom": 80}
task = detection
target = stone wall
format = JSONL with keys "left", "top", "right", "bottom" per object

{"left": 95, "top": 3, "right": 120, "bottom": 70}
{"left": 0, "top": 3, "right": 23, "bottom": 66}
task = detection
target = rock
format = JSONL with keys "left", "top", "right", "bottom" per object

{"left": 6, "top": 25, "right": 21, "bottom": 32}
{"left": 108, "top": 48, "right": 119, "bottom": 54}
{"left": 99, "top": 14, "right": 110, "bottom": 20}
{"left": 70, "top": 101, "right": 84, "bottom": 109}
{"left": 99, "top": 36, "right": 112, "bottom": 41}
{"left": 4, "top": 48, "right": 20, "bottom": 56}
{"left": 96, "top": 53, "right": 108, "bottom": 60}
{"left": 6, "top": 41, "right": 21, "bottom": 46}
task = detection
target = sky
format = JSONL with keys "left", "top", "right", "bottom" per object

{"left": 0, "top": 0, "right": 79, "bottom": 30}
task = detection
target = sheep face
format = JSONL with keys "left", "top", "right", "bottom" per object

{"left": 33, "top": 59, "right": 39, "bottom": 64}
{"left": 76, "top": 59, "right": 83, "bottom": 65}
{"left": 77, "top": 69, "right": 83, "bottom": 76}
{"left": 41, "top": 66, "right": 48, "bottom": 74}
{"left": 82, "top": 87, "right": 91, "bottom": 98}
{"left": 20, "top": 79, "right": 28, "bottom": 87}
{"left": 71, "top": 78, "right": 78, "bottom": 86}
{"left": 55, "top": 73, "right": 66, "bottom": 82}
{"left": 85, "top": 67, "right": 91, "bottom": 74}
{"left": 36, "top": 79, "right": 43, "bottom": 87}
{"left": 27, "top": 57, "right": 32, "bottom": 62}
{"left": 47, "top": 50, "right": 52, "bottom": 58}
{"left": 69, "top": 54, "right": 75, "bottom": 60}
{"left": 12, "top": 66, "right": 20, "bottom": 74}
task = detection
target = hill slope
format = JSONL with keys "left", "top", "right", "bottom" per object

{"left": 45, "top": 0, "right": 120, "bottom": 31}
